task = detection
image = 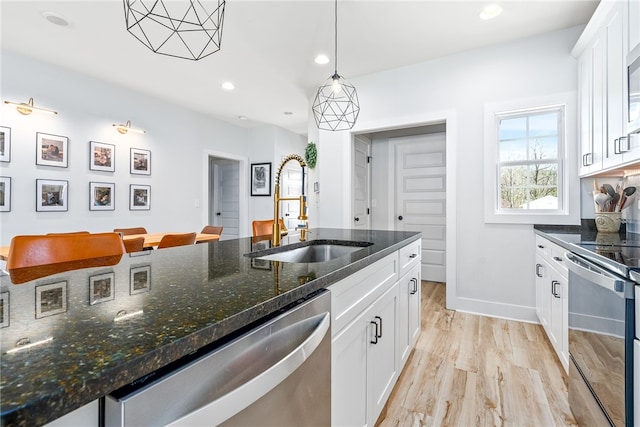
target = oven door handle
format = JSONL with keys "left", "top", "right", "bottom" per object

{"left": 564, "top": 252, "right": 628, "bottom": 293}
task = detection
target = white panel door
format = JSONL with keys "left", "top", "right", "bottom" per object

{"left": 352, "top": 135, "right": 371, "bottom": 230}
{"left": 210, "top": 158, "right": 239, "bottom": 240}
{"left": 394, "top": 133, "right": 446, "bottom": 282}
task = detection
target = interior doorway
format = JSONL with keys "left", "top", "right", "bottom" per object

{"left": 361, "top": 123, "right": 447, "bottom": 283}
{"left": 209, "top": 156, "right": 240, "bottom": 240}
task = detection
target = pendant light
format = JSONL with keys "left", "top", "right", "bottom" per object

{"left": 312, "top": 0, "right": 360, "bottom": 131}
{"left": 123, "top": 0, "right": 225, "bottom": 61}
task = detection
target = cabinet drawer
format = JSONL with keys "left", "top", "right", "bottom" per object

{"left": 535, "top": 235, "right": 552, "bottom": 258}
{"left": 549, "top": 244, "right": 568, "bottom": 278}
{"left": 398, "top": 239, "right": 421, "bottom": 278}
{"left": 535, "top": 235, "right": 567, "bottom": 278}
{"left": 329, "top": 252, "right": 398, "bottom": 335}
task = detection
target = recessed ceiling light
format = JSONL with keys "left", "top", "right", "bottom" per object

{"left": 42, "top": 11, "right": 70, "bottom": 27}
{"left": 221, "top": 82, "right": 235, "bottom": 90}
{"left": 238, "top": 115, "right": 248, "bottom": 120}
{"left": 314, "top": 54, "right": 330, "bottom": 65}
{"left": 480, "top": 4, "right": 502, "bottom": 20}
{"left": 284, "top": 111, "right": 293, "bottom": 115}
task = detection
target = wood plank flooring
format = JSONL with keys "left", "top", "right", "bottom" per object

{"left": 376, "top": 281, "right": 577, "bottom": 427}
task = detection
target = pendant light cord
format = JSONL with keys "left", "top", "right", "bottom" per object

{"left": 334, "top": 0, "right": 338, "bottom": 76}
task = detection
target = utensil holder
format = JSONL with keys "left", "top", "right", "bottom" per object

{"left": 595, "top": 212, "right": 622, "bottom": 233}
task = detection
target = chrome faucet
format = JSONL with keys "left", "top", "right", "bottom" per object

{"left": 273, "top": 154, "right": 308, "bottom": 247}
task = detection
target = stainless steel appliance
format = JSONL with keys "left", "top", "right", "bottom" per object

{"left": 565, "top": 246, "right": 635, "bottom": 426}
{"left": 105, "top": 289, "right": 331, "bottom": 427}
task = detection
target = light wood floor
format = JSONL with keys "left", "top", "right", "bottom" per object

{"left": 376, "top": 281, "right": 577, "bottom": 427}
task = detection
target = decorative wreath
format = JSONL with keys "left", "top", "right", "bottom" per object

{"left": 305, "top": 142, "right": 317, "bottom": 169}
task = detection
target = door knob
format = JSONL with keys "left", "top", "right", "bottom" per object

{"left": 398, "top": 215, "right": 403, "bottom": 220}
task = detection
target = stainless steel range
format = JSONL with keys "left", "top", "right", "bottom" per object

{"left": 565, "top": 239, "right": 637, "bottom": 426}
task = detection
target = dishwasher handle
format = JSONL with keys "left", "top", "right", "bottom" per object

{"left": 564, "top": 252, "right": 627, "bottom": 293}
{"left": 166, "top": 311, "right": 331, "bottom": 427}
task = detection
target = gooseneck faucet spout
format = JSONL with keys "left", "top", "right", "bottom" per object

{"left": 273, "top": 154, "right": 308, "bottom": 247}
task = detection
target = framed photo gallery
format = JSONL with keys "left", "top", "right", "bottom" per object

{"left": 0, "top": 128, "right": 153, "bottom": 213}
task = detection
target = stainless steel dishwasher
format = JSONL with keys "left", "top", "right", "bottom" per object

{"left": 105, "top": 289, "right": 331, "bottom": 427}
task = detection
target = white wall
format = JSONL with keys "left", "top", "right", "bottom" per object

{"left": 0, "top": 51, "right": 302, "bottom": 245}
{"left": 311, "top": 26, "right": 584, "bottom": 322}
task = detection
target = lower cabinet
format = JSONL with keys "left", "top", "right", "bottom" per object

{"left": 332, "top": 281, "right": 398, "bottom": 427}
{"left": 330, "top": 242, "right": 422, "bottom": 427}
{"left": 534, "top": 234, "right": 569, "bottom": 371}
{"left": 398, "top": 264, "right": 421, "bottom": 367}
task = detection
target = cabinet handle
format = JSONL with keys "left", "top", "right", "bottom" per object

{"left": 537, "top": 244, "right": 545, "bottom": 249}
{"left": 553, "top": 256, "right": 563, "bottom": 262}
{"left": 614, "top": 137, "right": 621, "bottom": 154}
{"left": 354, "top": 217, "right": 360, "bottom": 222}
{"left": 409, "top": 254, "right": 418, "bottom": 259}
{"left": 410, "top": 278, "right": 418, "bottom": 295}
{"left": 535, "top": 263, "right": 543, "bottom": 278}
{"left": 370, "top": 320, "right": 379, "bottom": 344}
{"left": 582, "top": 153, "right": 593, "bottom": 166}
{"left": 619, "top": 136, "right": 629, "bottom": 152}
{"left": 551, "top": 280, "right": 561, "bottom": 298}
{"left": 370, "top": 316, "right": 383, "bottom": 344}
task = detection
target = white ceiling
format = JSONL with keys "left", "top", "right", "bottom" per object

{"left": 1, "top": 0, "right": 599, "bottom": 136}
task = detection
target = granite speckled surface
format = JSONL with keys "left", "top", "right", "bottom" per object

{"left": 0, "top": 228, "right": 420, "bottom": 426}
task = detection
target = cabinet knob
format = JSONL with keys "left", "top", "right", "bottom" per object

{"left": 398, "top": 215, "right": 403, "bottom": 221}
{"left": 354, "top": 217, "right": 360, "bottom": 222}
{"left": 553, "top": 256, "right": 562, "bottom": 262}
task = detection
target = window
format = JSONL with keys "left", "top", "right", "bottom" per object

{"left": 484, "top": 93, "right": 580, "bottom": 225}
{"left": 498, "top": 108, "right": 562, "bottom": 211}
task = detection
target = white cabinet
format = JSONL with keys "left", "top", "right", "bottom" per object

{"left": 628, "top": 0, "right": 640, "bottom": 56}
{"left": 398, "top": 263, "right": 421, "bottom": 367}
{"left": 330, "top": 240, "right": 422, "bottom": 427}
{"left": 331, "top": 270, "right": 399, "bottom": 427}
{"left": 577, "top": 1, "right": 636, "bottom": 175}
{"left": 367, "top": 283, "right": 398, "bottom": 425}
{"left": 534, "top": 234, "right": 569, "bottom": 371}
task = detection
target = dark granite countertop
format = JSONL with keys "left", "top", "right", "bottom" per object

{"left": 0, "top": 228, "right": 420, "bottom": 426}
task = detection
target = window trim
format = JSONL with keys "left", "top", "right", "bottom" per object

{"left": 484, "top": 92, "right": 580, "bottom": 225}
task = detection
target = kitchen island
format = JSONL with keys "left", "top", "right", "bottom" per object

{"left": 0, "top": 228, "right": 420, "bottom": 426}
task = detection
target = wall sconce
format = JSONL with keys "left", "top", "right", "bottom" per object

{"left": 3, "top": 97, "right": 58, "bottom": 116}
{"left": 112, "top": 120, "right": 145, "bottom": 135}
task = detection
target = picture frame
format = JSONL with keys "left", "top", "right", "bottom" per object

{"left": 0, "top": 176, "right": 11, "bottom": 212}
{"left": 129, "top": 184, "right": 150, "bottom": 210}
{"left": 251, "top": 162, "right": 271, "bottom": 196}
{"left": 89, "top": 182, "right": 115, "bottom": 211}
{"left": 0, "top": 126, "right": 11, "bottom": 163}
{"left": 90, "top": 141, "right": 115, "bottom": 172}
{"left": 130, "top": 265, "right": 151, "bottom": 295}
{"left": 130, "top": 148, "right": 151, "bottom": 175}
{"left": 36, "top": 132, "right": 68, "bottom": 168}
{"left": 1, "top": 292, "right": 9, "bottom": 328}
{"left": 36, "top": 179, "right": 68, "bottom": 212}
{"left": 89, "top": 272, "right": 115, "bottom": 305}
{"left": 35, "top": 281, "right": 67, "bottom": 319}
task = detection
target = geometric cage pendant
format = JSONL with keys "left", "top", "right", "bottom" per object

{"left": 312, "top": 73, "right": 360, "bottom": 131}
{"left": 123, "top": 0, "right": 226, "bottom": 61}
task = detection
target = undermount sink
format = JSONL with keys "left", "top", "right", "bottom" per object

{"left": 246, "top": 240, "right": 373, "bottom": 263}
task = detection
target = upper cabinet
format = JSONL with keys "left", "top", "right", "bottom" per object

{"left": 575, "top": 0, "right": 639, "bottom": 176}
{"left": 628, "top": 0, "right": 640, "bottom": 56}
